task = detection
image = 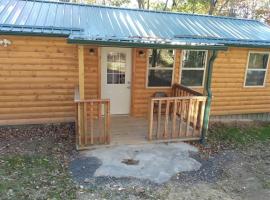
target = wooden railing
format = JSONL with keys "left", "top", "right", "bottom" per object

{"left": 172, "top": 83, "right": 203, "bottom": 97}
{"left": 74, "top": 88, "right": 110, "bottom": 149}
{"left": 148, "top": 84, "right": 206, "bottom": 141}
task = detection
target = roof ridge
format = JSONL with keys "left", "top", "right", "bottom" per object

{"left": 20, "top": 0, "right": 262, "bottom": 23}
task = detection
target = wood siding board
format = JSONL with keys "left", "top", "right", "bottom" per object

{"left": 0, "top": 36, "right": 78, "bottom": 125}
{"left": 0, "top": 35, "right": 269, "bottom": 126}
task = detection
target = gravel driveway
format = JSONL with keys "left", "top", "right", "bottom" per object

{"left": 70, "top": 142, "right": 270, "bottom": 200}
{"left": 70, "top": 143, "right": 201, "bottom": 184}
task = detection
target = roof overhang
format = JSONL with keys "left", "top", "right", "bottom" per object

{"left": 67, "top": 37, "right": 228, "bottom": 50}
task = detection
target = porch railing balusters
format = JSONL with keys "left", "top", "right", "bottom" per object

{"left": 157, "top": 100, "right": 162, "bottom": 139}
{"left": 164, "top": 100, "right": 170, "bottom": 139}
{"left": 148, "top": 84, "right": 207, "bottom": 141}
{"left": 74, "top": 87, "right": 110, "bottom": 149}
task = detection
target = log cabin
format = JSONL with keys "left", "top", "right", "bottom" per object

{"left": 1, "top": 0, "right": 270, "bottom": 149}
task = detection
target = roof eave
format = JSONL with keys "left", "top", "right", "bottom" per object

{"left": 67, "top": 38, "right": 229, "bottom": 50}
{"left": 0, "top": 31, "right": 69, "bottom": 37}
{"left": 226, "top": 43, "right": 270, "bottom": 49}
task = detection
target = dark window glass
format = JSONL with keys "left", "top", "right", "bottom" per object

{"left": 148, "top": 49, "right": 174, "bottom": 87}
{"left": 148, "top": 49, "right": 174, "bottom": 69}
{"left": 148, "top": 70, "right": 173, "bottom": 87}
{"left": 248, "top": 53, "right": 269, "bottom": 69}
{"left": 245, "top": 53, "right": 269, "bottom": 86}
{"left": 181, "top": 70, "right": 204, "bottom": 87}
{"left": 107, "top": 74, "right": 113, "bottom": 84}
{"left": 182, "top": 50, "right": 206, "bottom": 69}
{"left": 245, "top": 71, "right": 266, "bottom": 86}
{"left": 181, "top": 50, "right": 207, "bottom": 87}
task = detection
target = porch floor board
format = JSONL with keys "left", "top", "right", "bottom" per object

{"left": 109, "top": 115, "right": 200, "bottom": 145}
{"left": 79, "top": 115, "right": 201, "bottom": 150}
{"left": 110, "top": 116, "right": 148, "bottom": 145}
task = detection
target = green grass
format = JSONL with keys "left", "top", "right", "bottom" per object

{"left": 208, "top": 123, "right": 270, "bottom": 147}
{"left": 263, "top": 180, "right": 270, "bottom": 189}
{"left": 0, "top": 155, "right": 76, "bottom": 200}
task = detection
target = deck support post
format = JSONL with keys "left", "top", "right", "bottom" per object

{"left": 78, "top": 45, "right": 85, "bottom": 99}
{"left": 78, "top": 45, "right": 85, "bottom": 146}
{"left": 201, "top": 50, "right": 218, "bottom": 144}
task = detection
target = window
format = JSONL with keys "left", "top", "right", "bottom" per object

{"left": 244, "top": 52, "right": 269, "bottom": 87}
{"left": 107, "top": 52, "right": 126, "bottom": 84}
{"left": 180, "top": 50, "right": 207, "bottom": 87}
{"left": 147, "top": 49, "right": 174, "bottom": 87}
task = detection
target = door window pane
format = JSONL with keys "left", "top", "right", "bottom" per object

{"left": 107, "top": 74, "right": 113, "bottom": 84}
{"left": 119, "top": 73, "right": 125, "bottom": 84}
{"left": 107, "top": 52, "right": 126, "bottom": 84}
{"left": 120, "top": 53, "right": 126, "bottom": 63}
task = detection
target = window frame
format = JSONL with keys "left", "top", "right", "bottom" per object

{"left": 146, "top": 49, "right": 175, "bottom": 89}
{"left": 179, "top": 49, "right": 208, "bottom": 88}
{"left": 244, "top": 51, "right": 270, "bottom": 88}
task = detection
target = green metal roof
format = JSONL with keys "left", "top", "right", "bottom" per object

{"left": 1, "top": 0, "right": 270, "bottom": 48}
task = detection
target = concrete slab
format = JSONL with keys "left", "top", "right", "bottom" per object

{"left": 82, "top": 142, "right": 201, "bottom": 184}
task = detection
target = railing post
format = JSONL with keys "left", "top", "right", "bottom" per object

{"left": 90, "top": 102, "right": 94, "bottom": 145}
{"left": 199, "top": 99, "right": 206, "bottom": 136}
{"left": 164, "top": 100, "right": 170, "bottom": 139}
{"left": 78, "top": 45, "right": 85, "bottom": 100}
{"left": 83, "top": 102, "right": 88, "bottom": 145}
{"left": 148, "top": 99, "right": 154, "bottom": 140}
{"left": 157, "top": 100, "right": 162, "bottom": 139}
{"left": 105, "top": 101, "right": 111, "bottom": 144}
{"left": 186, "top": 99, "right": 192, "bottom": 136}
{"left": 172, "top": 99, "right": 177, "bottom": 138}
{"left": 78, "top": 102, "right": 84, "bottom": 147}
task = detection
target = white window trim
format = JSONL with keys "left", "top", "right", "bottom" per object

{"left": 243, "top": 51, "right": 270, "bottom": 88}
{"left": 146, "top": 49, "right": 175, "bottom": 89}
{"left": 179, "top": 49, "right": 208, "bottom": 88}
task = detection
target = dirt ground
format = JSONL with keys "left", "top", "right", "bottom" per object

{"left": 74, "top": 141, "right": 270, "bottom": 200}
{"left": 0, "top": 122, "right": 269, "bottom": 200}
{"left": 0, "top": 123, "right": 78, "bottom": 199}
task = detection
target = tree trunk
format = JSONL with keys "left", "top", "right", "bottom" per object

{"left": 137, "top": 0, "right": 145, "bottom": 9}
{"left": 164, "top": 0, "right": 169, "bottom": 11}
{"left": 209, "top": 0, "right": 218, "bottom": 15}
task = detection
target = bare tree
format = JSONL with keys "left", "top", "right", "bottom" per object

{"left": 163, "top": 0, "right": 169, "bottom": 11}
{"left": 147, "top": 0, "right": 150, "bottom": 9}
{"left": 137, "top": 0, "right": 145, "bottom": 9}
{"left": 209, "top": 0, "right": 218, "bottom": 15}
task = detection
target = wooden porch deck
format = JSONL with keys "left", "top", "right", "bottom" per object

{"left": 110, "top": 116, "right": 148, "bottom": 145}
{"left": 75, "top": 84, "right": 206, "bottom": 149}
{"left": 110, "top": 115, "right": 201, "bottom": 145}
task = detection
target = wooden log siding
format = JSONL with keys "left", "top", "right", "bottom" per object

{"left": 0, "top": 36, "right": 78, "bottom": 125}
{"left": 0, "top": 36, "right": 100, "bottom": 125}
{"left": 210, "top": 48, "right": 270, "bottom": 115}
{"left": 0, "top": 36, "right": 270, "bottom": 127}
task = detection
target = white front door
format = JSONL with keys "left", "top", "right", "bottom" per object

{"left": 101, "top": 47, "right": 132, "bottom": 114}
